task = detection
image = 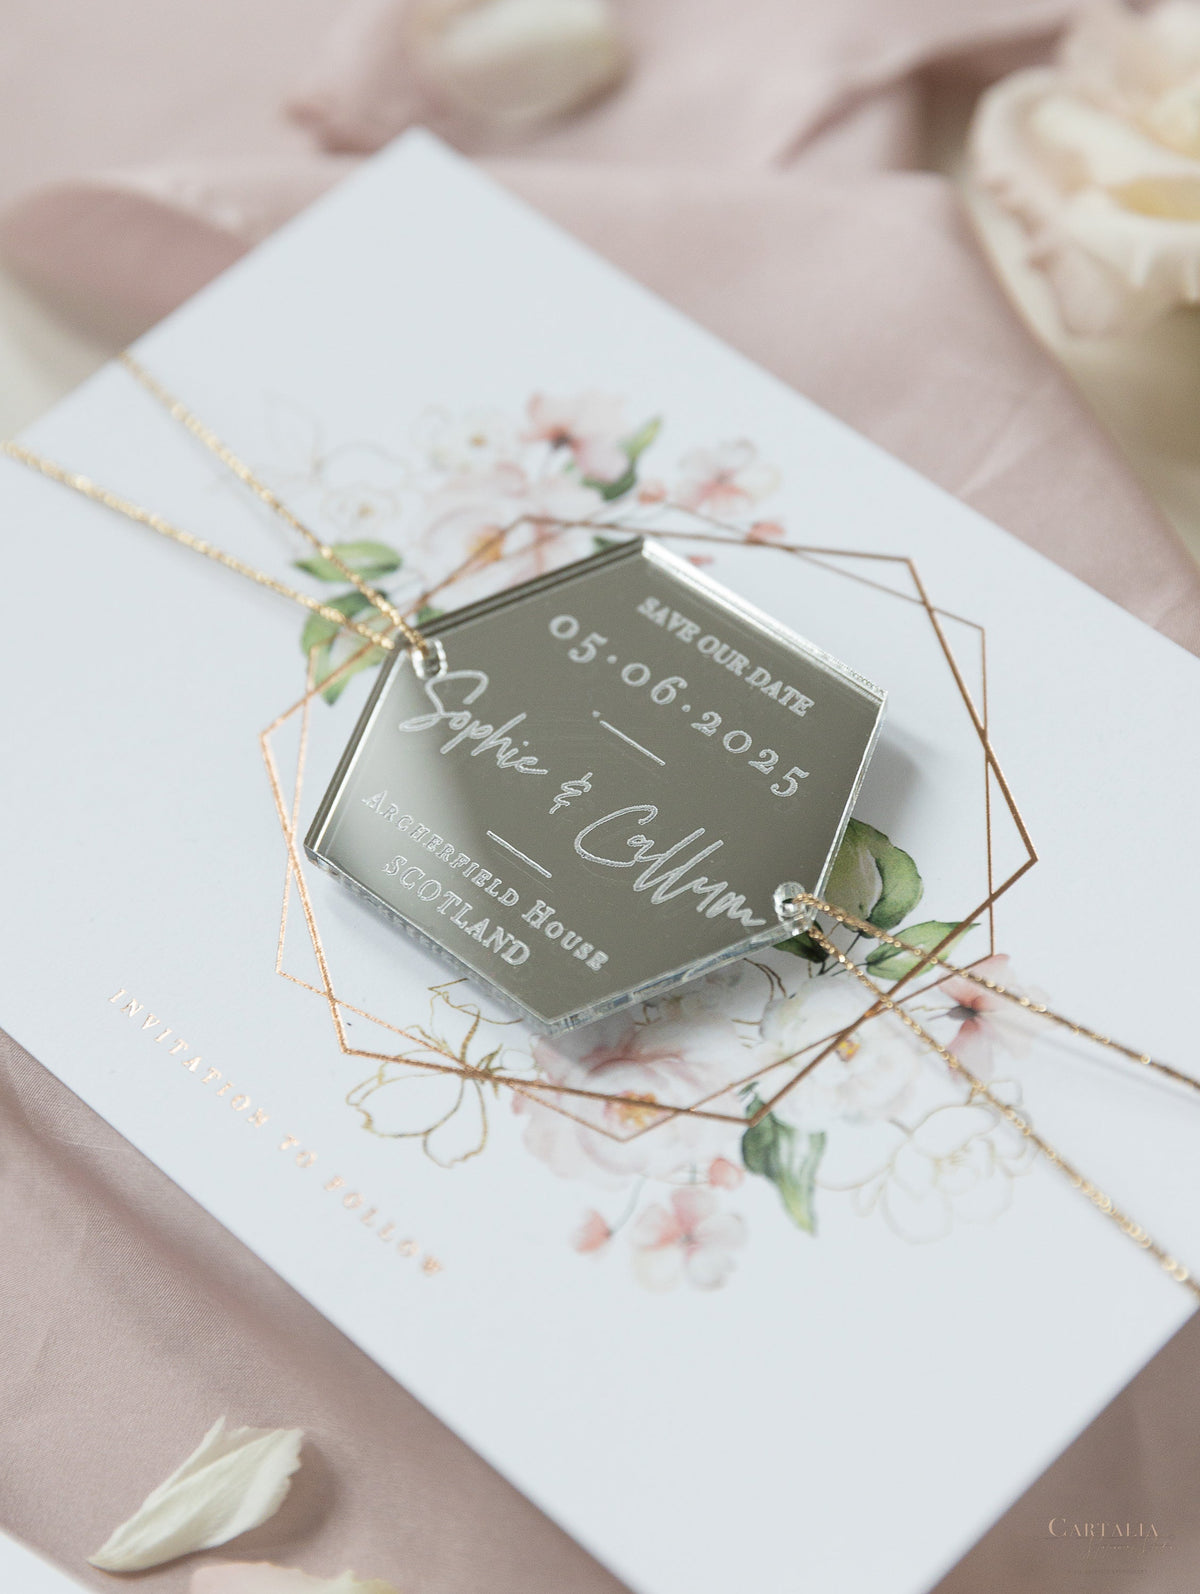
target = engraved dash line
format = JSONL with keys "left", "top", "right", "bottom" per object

{"left": 598, "top": 719, "right": 665, "bottom": 767}
{"left": 486, "top": 830, "right": 552, "bottom": 879}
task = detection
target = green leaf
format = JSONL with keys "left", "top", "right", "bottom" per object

{"left": 741, "top": 1104, "right": 826, "bottom": 1234}
{"left": 825, "top": 822, "right": 883, "bottom": 922}
{"left": 294, "top": 539, "right": 402, "bottom": 583}
{"left": 622, "top": 415, "right": 661, "bottom": 464}
{"left": 826, "top": 819, "right": 923, "bottom": 934}
{"left": 588, "top": 464, "right": 638, "bottom": 501}
{"left": 315, "top": 644, "right": 386, "bottom": 704}
{"left": 775, "top": 932, "right": 825, "bottom": 964}
{"left": 867, "top": 835, "right": 924, "bottom": 931}
{"left": 299, "top": 590, "right": 392, "bottom": 703}
{"left": 584, "top": 415, "right": 662, "bottom": 501}
{"left": 865, "top": 919, "right": 975, "bottom": 982}
{"left": 299, "top": 589, "right": 373, "bottom": 655}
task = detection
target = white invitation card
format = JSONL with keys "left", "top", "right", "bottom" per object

{"left": 0, "top": 1533, "right": 90, "bottom": 1593}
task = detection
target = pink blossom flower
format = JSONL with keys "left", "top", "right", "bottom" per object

{"left": 414, "top": 459, "right": 602, "bottom": 594}
{"left": 524, "top": 392, "right": 629, "bottom": 483}
{"left": 674, "top": 440, "right": 779, "bottom": 519}
{"left": 571, "top": 1209, "right": 612, "bottom": 1254}
{"left": 939, "top": 955, "right": 1044, "bottom": 1080}
{"left": 707, "top": 1156, "right": 744, "bottom": 1190}
{"left": 637, "top": 479, "right": 667, "bottom": 503}
{"left": 515, "top": 1016, "right": 745, "bottom": 1188}
{"left": 630, "top": 1187, "right": 746, "bottom": 1291}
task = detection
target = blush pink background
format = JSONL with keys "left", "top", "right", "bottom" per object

{"left": 1, "top": 2, "right": 1198, "bottom": 1590}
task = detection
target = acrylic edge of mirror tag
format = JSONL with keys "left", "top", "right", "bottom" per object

{"left": 305, "top": 538, "right": 886, "bottom": 1032}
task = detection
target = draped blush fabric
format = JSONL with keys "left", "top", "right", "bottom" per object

{"left": 0, "top": 1032, "right": 627, "bottom": 1594}
{"left": 2, "top": 3, "right": 1200, "bottom": 1593}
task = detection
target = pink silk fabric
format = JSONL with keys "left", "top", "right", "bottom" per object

{"left": 2, "top": 3, "right": 1200, "bottom": 1591}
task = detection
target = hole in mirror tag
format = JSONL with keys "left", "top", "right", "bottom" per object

{"left": 305, "top": 537, "right": 886, "bottom": 1032}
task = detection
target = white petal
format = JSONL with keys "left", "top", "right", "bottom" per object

{"left": 685, "top": 1242, "right": 739, "bottom": 1291}
{"left": 693, "top": 1211, "right": 747, "bottom": 1254}
{"left": 969, "top": 69, "right": 1068, "bottom": 231}
{"left": 939, "top": 1138, "right": 993, "bottom": 1193}
{"left": 415, "top": 0, "right": 626, "bottom": 127}
{"left": 969, "top": 13, "right": 1200, "bottom": 334}
{"left": 631, "top": 1241, "right": 684, "bottom": 1292}
{"left": 192, "top": 1563, "right": 401, "bottom": 1594}
{"left": 1030, "top": 93, "right": 1199, "bottom": 187}
{"left": 89, "top": 1419, "right": 303, "bottom": 1572}
{"left": 1033, "top": 236, "right": 1149, "bottom": 332}
{"left": 891, "top": 1142, "right": 936, "bottom": 1197}
{"left": 909, "top": 1103, "right": 996, "bottom": 1158}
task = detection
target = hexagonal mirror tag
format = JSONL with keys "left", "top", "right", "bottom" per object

{"left": 306, "top": 538, "right": 885, "bottom": 1032}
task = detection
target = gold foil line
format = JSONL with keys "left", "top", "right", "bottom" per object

{"left": 265, "top": 533, "right": 1027, "bottom": 1137}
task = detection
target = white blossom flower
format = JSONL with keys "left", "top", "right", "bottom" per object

{"left": 516, "top": 1016, "right": 746, "bottom": 1188}
{"left": 850, "top": 1097, "right": 1036, "bottom": 1243}
{"left": 760, "top": 974, "right": 927, "bottom": 1133}
{"left": 674, "top": 440, "right": 779, "bottom": 519}
{"left": 413, "top": 405, "right": 520, "bottom": 474}
{"left": 648, "top": 960, "right": 765, "bottom": 1023}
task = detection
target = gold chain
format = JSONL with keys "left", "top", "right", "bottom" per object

{"left": 783, "top": 895, "right": 1199, "bottom": 1299}
{"left": 0, "top": 352, "right": 431, "bottom": 661}
{"left": 788, "top": 891, "right": 1200, "bottom": 1098}
{"left": 117, "top": 353, "right": 421, "bottom": 650}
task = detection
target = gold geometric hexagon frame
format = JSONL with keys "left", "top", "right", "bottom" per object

{"left": 259, "top": 527, "right": 1036, "bottom": 1141}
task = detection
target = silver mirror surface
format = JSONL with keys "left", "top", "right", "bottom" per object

{"left": 306, "top": 538, "right": 885, "bottom": 1030}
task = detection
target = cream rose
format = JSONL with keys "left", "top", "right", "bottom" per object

{"left": 970, "top": 0, "right": 1200, "bottom": 333}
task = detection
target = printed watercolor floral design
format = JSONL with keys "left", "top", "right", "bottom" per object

{"left": 936, "top": 955, "right": 1047, "bottom": 1080}
{"left": 515, "top": 1017, "right": 746, "bottom": 1188}
{"left": 346, "top": 982, "right": 527, "bottom": 1169}
{"left": 275, "top": 390, "right": 775, "bottom": 702}
{"left": 629, "top": 1188, "right": 748, "bottom": 1291}
{"left": 823, "top": 1088, "right": 1038, "bottom": 1243}
{"left": 508, "top": 820, "right": 1042, "bottom": 1289}
{"left": 275, "top": 389, "right": 1043, "bottom": 1291}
